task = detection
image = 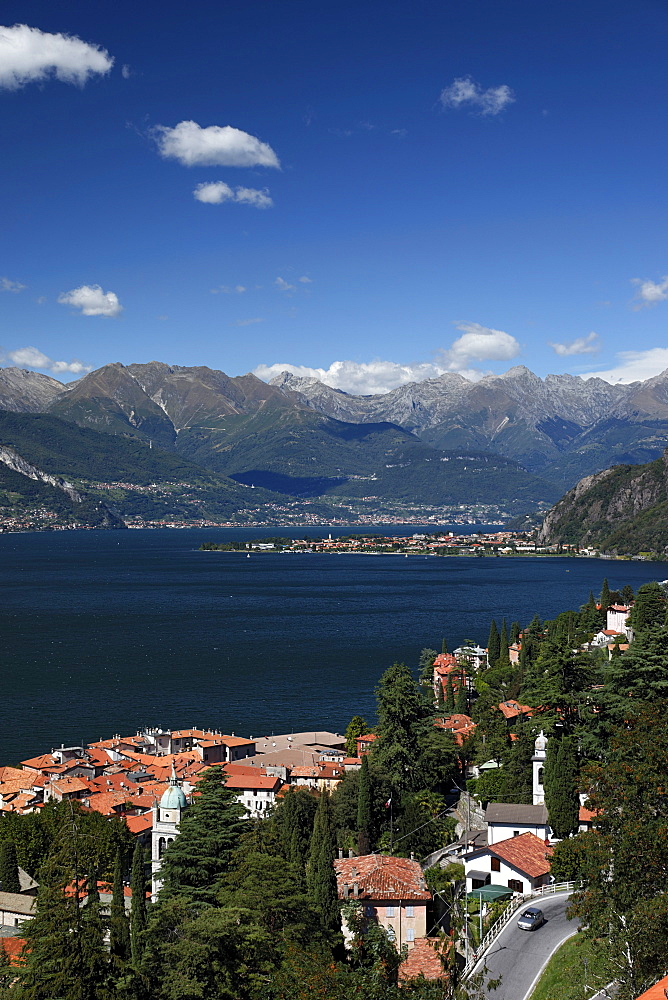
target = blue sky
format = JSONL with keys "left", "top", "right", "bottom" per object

{"left": 1, "top": 0, "right": 668, "bottom": 393}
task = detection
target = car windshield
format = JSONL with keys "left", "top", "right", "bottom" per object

{"left": 523, "top": 910, "right": 539, "bottom": 917}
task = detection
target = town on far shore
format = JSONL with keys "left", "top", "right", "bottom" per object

{"left": 199, "top": 529, "right": 635, "bottom": 559}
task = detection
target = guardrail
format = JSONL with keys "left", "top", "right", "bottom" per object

{"left": 462, "top": 880, "right": 580, "bottom": 978}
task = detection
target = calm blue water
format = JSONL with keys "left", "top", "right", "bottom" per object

{"left": 0, "top": 526, "right": 664, "bottom": 764}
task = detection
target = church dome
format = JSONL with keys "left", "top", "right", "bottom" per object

{"left": 160, "top": 784, "right": 187, "bottom": 810}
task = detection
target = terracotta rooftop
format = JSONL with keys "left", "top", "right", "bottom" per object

{"left": 486, "top": 832, "right": 553, "bottom": 878}
{"left": 497, "top": 700, "right": 533, "bottom": 720}
{"left": 334, "top": 854, "right": 431, "bottom": 902}
{"left": 398, "top": 937, "right": 449, "bottom": 981}
{"left": 224, "top": 774, "right": 281, "bottom": 791}
{"left": 635, "top": 974, "right": 668, "bottom": 999}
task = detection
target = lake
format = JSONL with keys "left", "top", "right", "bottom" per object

{"left": 0, "top": 526, "right": 663, "bottom": 764}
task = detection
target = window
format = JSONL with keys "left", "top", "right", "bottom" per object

{"left": 406, "top": 905, "right": 414, "bottom": 917}
{"left": 386, "top": 906, "right": 395, "bottom": 917}
{"left": 537, "top": 767, "right": 544, "bottom": 786}
{"left": 406, "top": 928, "right": 415, "bottom": 942}
{"left": 508, "top": 879, "right": 524, "bottom": 893}
{"left": 513, "top": 831, "right": 520, "bottom": 837}
{"left": 491, "top": 857, "right": 501, "bottom": 872}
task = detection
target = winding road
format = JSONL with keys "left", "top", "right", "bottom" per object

{"left": 471, "top": 892, "right": 579, "bottom": 999}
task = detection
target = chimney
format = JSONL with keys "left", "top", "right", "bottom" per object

{"left": 338, "top": 849, "right": 343, "bottom": 859}
{"left": 353, "top": 882, "right": 359, "bottom": 898}
{"left": 343, "top": 883, "right": 349, "bottom": 899}
{"left": 348, "top": 848, "right": 354, "bottom": 859}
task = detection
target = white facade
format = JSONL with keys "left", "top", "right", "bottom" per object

{"left": 607, "top": 605, "right": 633, "bottom": 640}
{"left": 151, "top": 776, "right": 187, "bottom": 899}
{"left": 465, "top": 852, "right": 549, "bottom": 896}
{"left": 487, "top": 819, "right": 551, "bottom": 845}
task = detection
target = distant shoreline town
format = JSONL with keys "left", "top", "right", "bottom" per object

{"left": 199, "top": 531, "right": 647, "bottom": 561}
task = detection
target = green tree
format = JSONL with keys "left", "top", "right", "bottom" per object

{"left": 157, "top": 766, "right": 246, "bottom": 905}
{"left": 0, "top": 840, "right": 21, "bottom": 894}
{"left": 110, "top": 850, "right": 130, "bottom": 967}
{"left": 621, "top": 584, "right": 635, "bottom": 604}
{"left": 487, "top": 621, "right": 501, "bottom": 667}
{"left": 81, "top": 871, "right": 109, "bottom": 992}
{"left": 544, "top": 737, "right": 579, "bottom": 839}
{"left": 441, "top": 637, "right": 448, "bottom": 654}
{"left": 129, "top": 842, "right": 147, "bottom": 967}
{"left": 273, "top": 788, "right": 317, "bottom": 866}
{"left": 600, "top": 577, "right": 611, "bottom": 610}
{"left": 372, "top": 662, "right": 426, "bottom": 793}
{"left": 510, "top": 621, "right": 521, "bottom": 645}
{"left": 220, "top": 850, "right": 315, "bottom": 942}
{"left": 499, "top": 724, "right": 535, "bottom": 804}
{"left": 499, "top": 620, "right": 509, "bottom": 662}
{"left": 569, "top": 704, "right": 668, "bottom": 998}
{"left": 455, "top": 675, "right": 468, "bottom": 714}
{"left": 605, "top": 625, "right": 668, "bottom": 718}
{"left": 356, "top": 755, "right": 372, "bottom": 855}
{"left": 628, "top": 581, "right": 667, "bottom": 635}
{"left": 344, "top": 715, "right": 369, "bottom": 757}
{"left": 142, "top": 898, "right": 276, "bottom": 1000}
{"left": 418, "top": 648, "right": 438, "bottom": 688}
{"left": 306, "top": 793, "right": 340, "bottom": 932}
{"left": 444, "top": 676, "right": 455, "bottom": 712}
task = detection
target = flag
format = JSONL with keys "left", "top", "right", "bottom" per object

{"left": 385, "top": 797, "right": 392, "bottom": 809}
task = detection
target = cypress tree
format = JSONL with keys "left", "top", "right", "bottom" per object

{"left": 621, "top": 584, "right": 635, "bottom": 605}
{"left": 356, "top": 756, "right": 372, "bottom": 855}
{"left": 0, "top": 840, "right": 21, "bottom": 894}
{"left": 81, "top": 871, "right": 108, "bottom": 991}
{"left": 307, "top": 793, "right": 340, "bottom": 931}
{"left": 545, "top": 737, "right": 579, "bottom": 839}
{"left": 129, "top": 842, "right": 147, "bottom": 967}
{"left": 455, "top": 674, "right": 467, "bottom": 714}
{"left": 445, "top": 676, "right": 455, "bottom": 712}
{"left": 275, "top": 787, "right": 317, "bottom": 866}
{"left": 499, "top": 619, "right": 509, "bottom": 661}
{"left": 441, "top": 637, "right": 448, "bottom": 654}
{"left": 600, "top": 578, "right": 612, "bottom": 611}
{"left": 110, "top": 850, "right": 130, "bottom": 966}
{"left": 487, "top": 620, "right": 501, "bottom": 665}
{"left": 158, "top": 766, "right": 246, "bottom": 904}
{"left": 510, "top": 621, "right": 521, "bottom": 645}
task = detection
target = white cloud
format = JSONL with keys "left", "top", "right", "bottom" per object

{"left": 193, "top": 181, "right": 273, "bottom": 208}
{"left": 6, "top": 346, "right": 91, "bottom": 375}
{"left": 211, "top": 284, "right": 246, "bottom": 294}
{"left": 254, "top": 359, "right": 450, "bottom": 395}
{"left": 583, "top": 348, "right": 668, "bottom": 384}
{"left": 632, "top": 275, "right": 668, "bottom": 309}
{"left": 155, "top": 121, "right": 280, "bottom": 168}
{"left": 121, "top": 63, "right": 131, "bottom": 79}
{"left": 274, "top": 277, "right": 296, "bottom": 292}
{"left": 298, "top": 276, "right": 312, "bottom": 283}
{"left": 439, "top": 76, "right": 515, "bottom": 116}
{"left": 58, "top": 284, "right": 122, "bottom": 317}
{"left": 255, "top": 323, "right": 521, "bottom": 394}
{"left": 235, "top": 317, "right": 264, "bottom": 327}
{"left": 0, "top": 23, "right": 113, "bottom": 90}
{"left": 550, "top": 331, "right": 599, "bottom": 356}
{"left": 440, "top": 322, "right": 521, "bottom": 371}
{"left": 0, "top": 277, "right": 26, "bottom": 292}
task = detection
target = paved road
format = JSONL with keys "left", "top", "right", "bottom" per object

{"left": 472, "top": 892, "right": 579, "bottom": 999}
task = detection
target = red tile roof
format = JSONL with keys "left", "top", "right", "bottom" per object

{"left": 488, "top": 833, "right": 553, "bottom": 878}
{"left": 224, "top": 774, "right": 281, "bottom": 791}
{"left": 398, "top": 938, "right": 449, "bottom": 981}
{"left": 635, "top": 974, "right": 668, "bottom": 999}
{"left": 0, "top": 938, "right": 26, "bottom": 965}
{"left": 334, "top": 855, "right": 431, "bottom": 902}
{"left": 125, "top": 813, "right": 153, "bottom": 835}
{"left": 497, "top": 700, "right": 533, "bottom": 720}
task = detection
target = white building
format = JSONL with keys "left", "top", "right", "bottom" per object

{"left": 606, "top": 604, "right": 633, "bottom": 640}
{"left": 485, "top": 803, "right": 552, "bottom": 844}
{"left": 464, "top": 832, "right": 553, "bottom": 896}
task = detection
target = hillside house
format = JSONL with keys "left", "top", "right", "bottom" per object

{"left": 464, "top": 832, "right": 553, "bottom": 895}
{"left": 334, "top": 854, "right": 431, "bottom": 951}
{"left": 485, "top": 803, "right": 552, "bottom": 844}
{"left": 607, "top": 604, "right": 633, "bottom": 640}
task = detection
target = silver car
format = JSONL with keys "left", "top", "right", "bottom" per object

{"left": 517, "top": 906, "right": 544, "bottom": 930}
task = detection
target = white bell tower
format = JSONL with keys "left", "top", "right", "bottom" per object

{"left": 532, "top": 731, "right": 548, "bottom": 805}
{"left": 151, "top": 764, "right": 188, "bottom": 899}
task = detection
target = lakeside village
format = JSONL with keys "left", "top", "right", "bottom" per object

{"left": 1, "top": 582, "right": 668, "bottom": 999}
{"left": 201, "top": 531, "right": 605, "bottom": 558}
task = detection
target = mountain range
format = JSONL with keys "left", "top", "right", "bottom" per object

{"left": 2, "top": 360, "right": 668, "bottom": 526}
